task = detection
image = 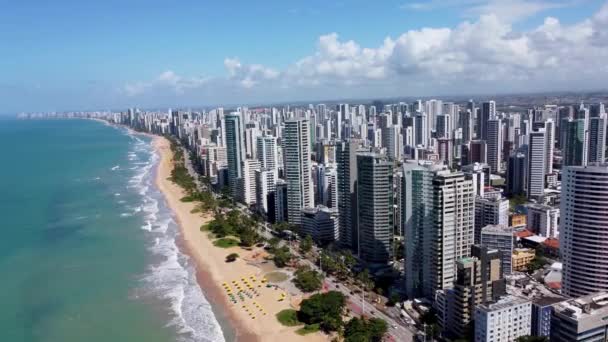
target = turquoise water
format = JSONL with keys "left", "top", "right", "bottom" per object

{"left": 0, "top": 119, "right": 226, "bottom": 342}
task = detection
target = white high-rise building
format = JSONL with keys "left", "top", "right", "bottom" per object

{"left": 283, "top": 119, "right": 313, "bottom": 225}
{"left": 405, "top": 166, "right": 476, "bottom": 299}
{"left": 240, "top": 159, "right": 259, "bottom": 205}
{"left": 255, "top": 168, "right": 278, "bottom": 215}
{"left": 562, "top": 164, "right": 608, "bottom": 297}
{"left": 527, "top": 130, "right": 546, "bottom": 199}
{"left": 544, "top": 119, "right": 555, "bottom": 175}
{"left": 256, "top": 135, "right": 278, "bottom": 170}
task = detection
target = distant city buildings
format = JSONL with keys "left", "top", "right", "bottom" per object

{"left": 49, "top": 96, "right": 608, "bottom": 342}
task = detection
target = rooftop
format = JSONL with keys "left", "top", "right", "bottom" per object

{"left": 477, "top": 295, "right": 530, "bottom": 312}
{"left": 554, "top": 292, "right": 608, "bottom": 320}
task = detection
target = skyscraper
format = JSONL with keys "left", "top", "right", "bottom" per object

{"left": 507, "top": 152, "right": 527, "bottom": 196}
{"left": 405, "top": 167, "right": 476, "bottom": 299}
{"left": 561, "top": 164, "right": 608, "bottom": 297}
{"left": 336, "top": 140, "right": 360, "bottom": 252}
{"left": 225, "top": 112, "right": 245, "bottom": 197}
{"left": 256, "top": 135, "right": 278, "bottom": 170}
{"left": 486, "top": 119, "right": 503, "bottom": 173}
{"left": 283, "top": 119, "right": 313, "bottom": 225}
{"left": 479, "top": 101, "right": 496, "bottom": 140}
{"left": 357, "top": 153, "right": 393, "bottom": 264}
{"left": 588, "top": 114, "right": 607, "bottom": 164}
{"left": 527, "top": 130, "right": 546, "bottom": 199}
{"left": 562, "top": 118, "right": 587, "bottom": 167}
{"left": 544, "top": 119, "right": 555, "bottom": 175}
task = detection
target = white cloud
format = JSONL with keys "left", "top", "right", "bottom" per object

{"left": 124, "top": 1, "right": 608, "bottom": 100}
{"left": 403, "top": 0, "right": 575, "bottom": 23}
{"left": 223, "top": 58, "right": 279, "bottom": 88}
{"left": 123, "top": 70, "right": 209, "bottom": 96}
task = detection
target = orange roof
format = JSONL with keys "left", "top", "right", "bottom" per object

{"left": 515, "top": 230, "right": 534, "bottom": 238}
{"left": 543, "top": 238, "right": 559, "bottom": 249}
{"left": 546, "top": 282, "right": 562, "bottom": 290}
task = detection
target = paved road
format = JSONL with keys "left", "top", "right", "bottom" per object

{"left": 181, "top": 143, "right": 415, "bottom": 341}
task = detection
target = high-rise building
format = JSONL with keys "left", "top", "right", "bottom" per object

{"left": 544, "top": 119, "right": 555, "bottom": 175}
{"left": 405, "top": 167, "right": 476, "bottom": 299}
{"left": 474, "top": 296, "right": 531, "bottom": 342}
{"left": 507, "top": 152, "right": 527, "bottom": 196}
{"left": 561, "top": 164, "right": 608, "bottom": 297}
{"left": 336, "top": 140, "right": 360, "bottom": 252}
{"left": 239, "top": 159, "right": 259, "bottom": 205}
{"left": 225, "top": 112, "right": 246, "bottom": 197}
{"left": 526, "top": 203, "right": 560, "bottom": 238}
{"left": 283, "top": 119, "right": 313, "bottom": 225}
{"left": 588, "top": 114, "right": 607, "bottom": 164}
{"left": 468, "top": 140, "right": 487, "bottom": 165}
{"left": 478, "top": 101, "right": 496, "bottom": 140}
{"left": 255, "top": 168, "right": 278, "bottom": 215}
{"left": 527, "top": 130, "right": 546, "bottom": 199}
{"left": 486, "top": 119, "right": 503, "bottom": 173}
{"left": 474, "top": 197, "right": 509, "bottom": 243}
{"left": 480, "top": 225, "right": 514, "bottom": 276}
{"left": 562, "top": 118, "right": 587, "bottom": 167}
{"left": 300, "top": 206, "right": 339, "bottom": 245}
{"left": 256, "top": 135, "right": 278, "bottom": 170}
{"left": 357, "top": 153, "right": 393, "bottom": 264}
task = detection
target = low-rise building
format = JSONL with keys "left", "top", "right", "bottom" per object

{"left": 512, "top": 248, "right": 536, "bottom": 272}
{"left": 551, "top": 292, "right": 608, "bottom": 341}
{"left": 474, "top": 296, "right": 532, "bottom": 342}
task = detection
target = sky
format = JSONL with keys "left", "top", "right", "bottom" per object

{"left": 2, "top": 0, "right": 608, "bottom": 113}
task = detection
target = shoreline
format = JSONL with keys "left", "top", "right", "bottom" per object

{"left": 151, "top": 136, "right": 327, "bottom": 342}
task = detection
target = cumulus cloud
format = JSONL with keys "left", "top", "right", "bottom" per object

{"left": 224, "top": 58, "right": 279, "bottom": 88}
{"left": 123, "top": 70, "right": 209, "bottom": 96}
{"left": 124, "top": 2, "right": 608, "bottom": 99}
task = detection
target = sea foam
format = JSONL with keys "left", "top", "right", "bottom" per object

{"left": 125, "top": 132, "right": 225, "bottom": 342}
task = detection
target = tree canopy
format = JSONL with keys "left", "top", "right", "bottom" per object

{"left": 344, "top": 317, "right": 388, "bottom": 342}
{"left": 297, "top": 291, "right": 346, "bottom": 332}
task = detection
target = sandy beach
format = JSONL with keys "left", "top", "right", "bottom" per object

{"left": 153, "top": 136, "right": 327, "bottom": 342}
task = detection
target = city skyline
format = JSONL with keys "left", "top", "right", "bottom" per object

{"left": 3, "top": 0, "right": 608, "bottom": 113}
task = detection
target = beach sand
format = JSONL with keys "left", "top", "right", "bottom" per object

{"left": 153, "top": 136, "right": 327, "bottom": 342}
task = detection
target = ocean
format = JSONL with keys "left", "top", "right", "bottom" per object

{"left": 0, "top": 119, "right": 227, "bottom": 342}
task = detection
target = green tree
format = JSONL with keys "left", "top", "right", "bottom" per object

{"left": 298, "top": 291, "right": 346, "bottom": 332}
{"left": 356, "top": 269, "right": 374, "bottom": 291}
{"left": 344, "top": 317, "right": 388, "bottom": 342}
{"left": 300, "top": 234, "right": 313, "bottom": 254}
{"left": 293, "top": 266, "right": 323, "bottom": 292}
{"left": 239, "top": 227, "right": 258, "bottom": 247}
{"left": 273, "top": 246, "right": 292, "bottom": 268}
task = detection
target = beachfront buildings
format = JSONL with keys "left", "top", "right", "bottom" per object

{"left": 562, "top": 164, "right": 608, "bottom": 298}
{"left": 356, "top": 153, "right": 393, "bottom": 264}
{"left": 283, "top": 119, "right": 313, "bottom": 226}
{"left": 97, "top": 98, "right": 608, "bottom": 341}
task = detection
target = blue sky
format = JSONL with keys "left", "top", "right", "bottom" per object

{"left": 1, "top": 0, "right": 608, "bottom": 113}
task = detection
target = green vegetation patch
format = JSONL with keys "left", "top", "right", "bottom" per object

{"left": 296, "top": 323, "right": 320, "bottom": 335}
{"left": 213, "top": 238, "right": 240, "bottom": 248}
{"left": 276, "top": 309, "right": 301, "bottom": 327}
